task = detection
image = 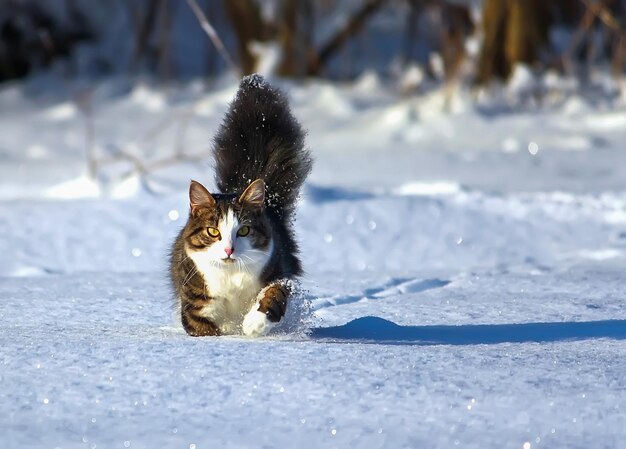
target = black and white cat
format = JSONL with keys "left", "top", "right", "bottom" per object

{"left": 170, "top": 74, "right": 312, "bottom": 337}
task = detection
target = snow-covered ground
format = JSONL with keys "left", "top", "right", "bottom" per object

{"left": 1, "top": 74, "right": 626, "bottom": 448}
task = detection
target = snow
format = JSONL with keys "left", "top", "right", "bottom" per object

{"left": 1, "top": 74, "right": 626, "bottom": 448}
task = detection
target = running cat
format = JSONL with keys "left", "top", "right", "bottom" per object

{"left": 169, "top": 74, "right": 312, "bottom": 337}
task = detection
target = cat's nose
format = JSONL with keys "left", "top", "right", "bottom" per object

{"left": 224, "top": 247, "right": 234, "bottom": 257}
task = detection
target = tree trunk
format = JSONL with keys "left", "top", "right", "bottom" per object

{"left": 477, "top": 0, "right": 551, "bottom": 84}
{"left": 440, "top": 3, "right": 473, "bottom": 80}
{"left": 224, "top": 0, "right": 266, "bottom": 75}
{"left": 130, "top": 0, "right": 163, "bottom": 71}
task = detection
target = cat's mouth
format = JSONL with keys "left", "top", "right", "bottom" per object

{"left": 221, "top": 258, "right": 236, "bottom": 264}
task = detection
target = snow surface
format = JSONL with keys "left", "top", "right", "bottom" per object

{"left": 1, "top": 74, "right": 626, "bottom": 448}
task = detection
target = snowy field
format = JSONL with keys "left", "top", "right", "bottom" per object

{"left": 1, "top": 73, "right": 626, "bottom": 448}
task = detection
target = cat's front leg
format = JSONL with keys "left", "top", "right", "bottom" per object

{"left": 181, "top": 303, "right": 221, "bottom": 337}
{"left": 242, "top": 283, "right": 289, "bottom": 337}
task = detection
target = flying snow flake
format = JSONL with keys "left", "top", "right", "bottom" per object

{"left": 368, "top": 221, "right": 377, "bottom": 230}
{"left": 324, "top": 233, "right": 333, "bottom": 243}
{"left": 331, "top": 429, "right": 337, "bottom": 436}
{"left": 456, "top": 236, "right": 463, "bottom": 244}
{"left": 189, "top": 444, "right": 197, "bottom": 449}
{"left": 528, "top": 142, "right": 539, "bottom": 155}
{"left": 522, "top": 442, "right": 531, "bottom": 449}
{"left": 168, "top": 210, "right": 180, "bottom": 221}
{"left": 502, "top": 137, "right": 520, "bottom": 153}
{"left": 43, "top": 398, "right": 49, "bottom": 404}
{"left": 131, "top": 248, "right": 142, "bottom": 257}
{"left": 123, "top": 441, "right": 131, "bottom": 448}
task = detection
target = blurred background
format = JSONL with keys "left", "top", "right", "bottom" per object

{"left": 1, "top": 0, "right": 625, "bottom": 85}
{"left": 2, "top": 0, "right": 626, "bottom": 194}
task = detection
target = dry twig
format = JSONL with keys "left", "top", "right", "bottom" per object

{"left": 187, "top": 0, "right": 240, "bottom": 76}
{"left": 307, "top": 0, "right": 388, "bottom": 75}
{"left": 579, "top": 0, "right": 621, "bottom": 32}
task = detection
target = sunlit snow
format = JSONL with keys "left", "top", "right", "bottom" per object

{"left": 1, "top": 74, "right": 626, "bottom": 448}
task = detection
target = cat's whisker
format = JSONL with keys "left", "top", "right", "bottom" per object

{"left": 240, "top": 254, "right": 255, "bottom": 265}
{"left": 181, "top": 269, "right": 193, "bottom": 287}
{"left": 236, "top": 257, "right": 250, "bottom": 275}
{"left": 237, "top": 259, "right": 246, "bottom": 274}
{"left": 181, "top": 266, "right": 199, "bottom": 287}
{"left": 242, "top": 259, "right": 252, "bottom": 275}
{"left": 176, "top": 254, "right": 191, "bottom": 269}
{"left": 239, "top": 254, "right": 255, "bottom": 271}
{"left": 246, "top": 249, "right": 268, "bottom": 254}
{"left": 181, "top": 272, "right": 194, "bottom": 288}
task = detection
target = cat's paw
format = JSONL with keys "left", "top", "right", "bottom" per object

{"left": 242, "top": 306, "right": 276, "bottom": 337}
{"left": 242, "top": 284, "right": 289, "bottom": 337}
{"left": 258, "top": 284, "right": 288, "bottom": 322}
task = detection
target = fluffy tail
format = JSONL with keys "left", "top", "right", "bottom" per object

{"left": 213, "top": 74, "right": 312, "bottom": 219}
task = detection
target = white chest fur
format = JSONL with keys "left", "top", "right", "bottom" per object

{"left": 188, "top": 254, "right": 263, "bottom": 334}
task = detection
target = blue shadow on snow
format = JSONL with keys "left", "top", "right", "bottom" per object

{"left": 305, "top": 184, "right": 376, "bottom": 203}
{"left": 310, "top": 316, "right": 626, "bottom": 345}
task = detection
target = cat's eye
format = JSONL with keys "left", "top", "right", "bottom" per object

{"left": 237, "top": 226, "right": 250, "bottom": 237}
{"left": 207, "top": 227, "right": 221, "bottom": 238}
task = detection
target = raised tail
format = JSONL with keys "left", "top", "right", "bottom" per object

{"left": 213, "top": 74, "right": 312, "bottom": 220}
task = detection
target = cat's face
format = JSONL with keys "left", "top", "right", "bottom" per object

{"left": 182, "top": 179, "right": 273, "bottom": 274}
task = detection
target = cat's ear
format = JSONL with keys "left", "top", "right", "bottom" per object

{"left": 189, "top": 180, "right": 215, "bottom": 216}
{"left": 238, "top": 179, "right": 265, "bottom": 209}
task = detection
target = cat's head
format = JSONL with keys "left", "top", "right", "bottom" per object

{"left": 182, "top": 179, "right": 273, "bottom": 274}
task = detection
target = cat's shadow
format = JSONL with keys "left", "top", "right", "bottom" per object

{"left": 309, "top": 316, "right": 626, "bottom": 346}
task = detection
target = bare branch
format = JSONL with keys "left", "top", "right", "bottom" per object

{"left": 562, "top": 5, "right": 596, "bottom": 72}
{"left": 579, "top": 0, "right": 621, "bottom": 32}
{"left": 187, "top": 0, "right": 240, "bottom": 76}
{"left": 74, "top": 90, "right": 97, "bottom": 179}
{"left": 308, "top": 0, "right": 388, "bottom": 75}
{"left": 104, "top": 144, "right": 206, "bottom": 179}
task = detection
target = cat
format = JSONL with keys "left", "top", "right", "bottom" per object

{"left": 169, "top": 74, "right": 312, "bottom": 337}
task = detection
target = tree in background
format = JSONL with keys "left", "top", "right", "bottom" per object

{"left": 0, "top": 0, "right": 92, "bottom": 82}
{"left": 0, "top": 0, "right": 625, "bottom": 85}
{"left": 477, "top": 0, "right": 626, "bottom": 84}
{"left": 225, "top": 0, "right": 386, "bottom": 78}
